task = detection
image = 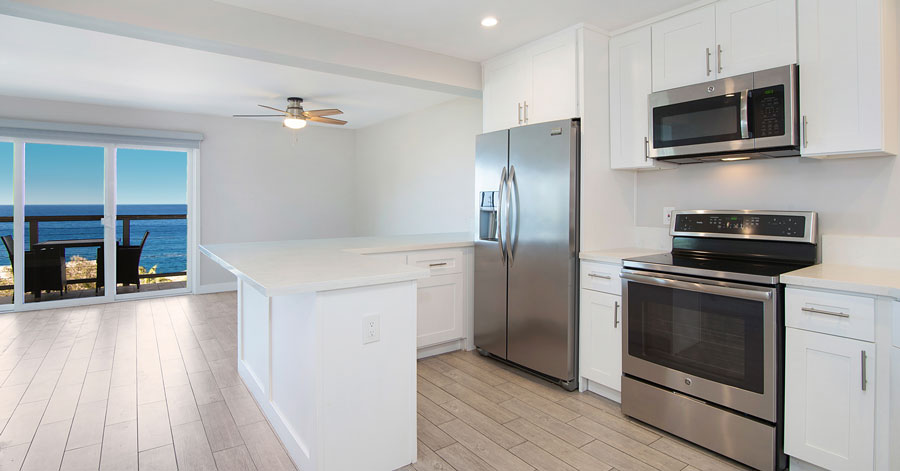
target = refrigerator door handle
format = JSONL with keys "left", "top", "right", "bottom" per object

{"left": 497, "top": 167, "right": 508, "bottom": 263}
{"left": 508, "top": 164, "right": 518, "bottom": 263}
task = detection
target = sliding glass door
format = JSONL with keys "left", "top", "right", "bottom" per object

{"left": 0, "top": 142, "right": 12, "bottom": 306}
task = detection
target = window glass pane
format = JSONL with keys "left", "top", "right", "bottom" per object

{"left": 24, "top": 143, "right": 104, "bottom": 302}
{"left": 0, "top": 142, "right": 12, "bottom": 304}
{"left": 115, "top": 148, "right": 187, "bottom": 294}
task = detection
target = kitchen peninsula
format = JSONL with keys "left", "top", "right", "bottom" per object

{"left": 200, "top": 233, "right": 473, "bottom": 471}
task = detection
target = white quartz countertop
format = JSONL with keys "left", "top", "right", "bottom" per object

{"left": 200, "top": 233, "right": 473, "bottom": 296}
{"left": 579, "top": 247, "right": 667, "bottom": 264}
{"left": 781, "top": 264, "right": 900, "bottom": 300}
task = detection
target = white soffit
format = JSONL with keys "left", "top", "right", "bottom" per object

{"left": 0, "top": 15, "right": 460, "bottom": 129}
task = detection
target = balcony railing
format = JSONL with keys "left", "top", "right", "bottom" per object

{"left": 0, "top": 213, "right": 186, "bottom": 290}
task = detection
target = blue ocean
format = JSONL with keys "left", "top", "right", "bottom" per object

{"left": 0, "top": 204, "right": 187, "bottom": 273}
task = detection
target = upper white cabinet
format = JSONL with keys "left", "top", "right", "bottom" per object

{"left": 798, "top": 0, "right": 899, "bottom": 159}
{"left": 784, "top": 327, "right": 876, "bottom": 471}
{"left": 715, "top": 0, "right": 797, "bottom": 78}
{"left": 609, "top": 26, "right": 660, "bottom": 170}
{"left": 652, "top": 5, "right": 717, "bottom": 91}
{"left": 651, "top": 0, "right": 796, "bottom": 92}
{"left": 482, "top": 29, "right": 579, "bottom": 133}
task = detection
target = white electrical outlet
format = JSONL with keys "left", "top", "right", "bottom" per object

{"left": 362, "top": 314, "right": 380, "bottom": 344}
{"left": 663, "top": 207, "right": 675, "bottom": 226}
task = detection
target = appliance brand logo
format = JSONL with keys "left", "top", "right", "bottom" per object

{"left": 707, "top": 86, "right": 715, "bottom": 93}
{"left": 684, "top": 377, "right": 693, "bottom": 386}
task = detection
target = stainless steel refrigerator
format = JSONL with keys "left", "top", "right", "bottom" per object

{"left": 474, "top": 118, "right": 579, "bottom": 390}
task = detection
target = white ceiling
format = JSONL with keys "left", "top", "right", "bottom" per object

{"left": 212, "top": 0, "right": 700, "bottom": 61}
{"left": 0, "top": 15, "right": 459, "bottom": 128}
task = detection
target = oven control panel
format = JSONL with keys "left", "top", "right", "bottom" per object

{"left": 673, "top": 212, "right": 810, "bottom": 239}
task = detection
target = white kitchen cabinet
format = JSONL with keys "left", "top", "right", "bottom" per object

{"left": 798, "top": 0, "right": 898, "bottom": 158}
{"left": 609, "top": 26, "right": 662, "bottom": 170}
{"left": 784, "top": 327, "right": 876, "bottom": 471}
{"left": 892, "top": 345, "right": 900, "bottom": 471}
{"left": 579, "top": 289, "right": 622, "bottom": 393}
{"left": 416, "top": 272, "right": 466, "bottom": 348}
{"left": 482, "top": 29, "right": 578, "bottom": 133}
{"left": 651, "top": 5, "right": 716, "bottom": 91}
{"left": 715, "top": 0, "right": 796, "bottom": 78}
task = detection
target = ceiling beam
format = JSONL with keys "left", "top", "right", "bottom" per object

{"left": 0, "top": 0, "right": 483, "bottom": 98}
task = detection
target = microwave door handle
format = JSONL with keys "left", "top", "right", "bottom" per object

{"left": 740, "top": 90, "right": 750, "bottom": 139}
{"left": 621, "top": 272, "right": 773, "bottom": 302}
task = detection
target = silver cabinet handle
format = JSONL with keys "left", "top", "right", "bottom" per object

{"left": 706, "top": 48, "right": 712, "bottom": 76}
{"left": 644, "top": 137, "right": 649, "bottom": 161}
{"left": 588, "top": 273, "right": 612, "bottom": 280}
{"left": 802, "top": 115, "right": 808, "bottom": 148}
{"left": 497, "top": 167, "right": 508, "bottom": 263}
{"left": 613, "top": 301, "right": 620, "bottom": 328}
{"left": 428, "top": 262, "right": 448, "bottom": 268}
{"left": 861, "top": 350, "right": 867, "bottom": 391}
{"left": 717, "top": 44, "right": 723, "bottom": 73}
{"left": 523, "top": 101, "right": 529, "bottom": 123}
{"left": 801, "top": 306, "right": 850, "bottom": 318}
{"left": 517, "top": 103, "right": 523, "bottom": 125}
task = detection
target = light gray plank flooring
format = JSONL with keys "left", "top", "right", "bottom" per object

{"left": 0, "top": 293, "right": 752, "bottom": 470}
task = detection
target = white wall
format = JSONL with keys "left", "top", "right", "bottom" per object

{"left": 635, "top": 156, "right": 900, "bottom": 237}
{"left": 0, "top": 94, "right": 357, "bottom": 289}
{"left": 353, "top": 98, "right": 482, "bottom": 236}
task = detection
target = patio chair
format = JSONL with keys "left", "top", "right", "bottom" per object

{"left": 97, "top": 231, "right": 150, "bottom": 292}
{"left": 1, "top": 235, "right": 67, "bottom": 300}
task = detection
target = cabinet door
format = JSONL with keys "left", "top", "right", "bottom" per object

{"left": 798, "top": 0, "right": 886, "bottom": 157}
{"left": 784, "top": 328, "right": 875, "bottom": 471}
{"left": 527, "top": 31, "right": 578, "bottom": 125}
{"left": 651, "top": 5, "right": 716, "bottom": 91}
{"left": 579, "top": 290, "right": 622, "bottom": 391}
{"left": 610, "top": 26, "right": 654, "bottom": 170}
{"left": 483, "top": 53, "right": 527, "bottom": 133}
{"left": 715, "top": 0, "right": 796, "bottom": 78}
{"left": 416, "top": 273, "right": 465, "bottom": 348}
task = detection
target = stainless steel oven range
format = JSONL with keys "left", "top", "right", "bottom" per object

{"left": 621, "top": 210, "right": 818, "bottom": 471}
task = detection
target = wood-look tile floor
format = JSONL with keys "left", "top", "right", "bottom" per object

{"left": 0, "top": 292, "right": 751, "bottom": 471}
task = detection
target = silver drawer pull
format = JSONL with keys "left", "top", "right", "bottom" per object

{"left": 428, "top": 262, "right": 448, "bottom": 268}
{"left": 801, "top": 306, "right": 850, "bottom": 318}
{"left": 588, "top": 273, "right": 611, "bottom": 280}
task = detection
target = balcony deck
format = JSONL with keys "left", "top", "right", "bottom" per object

{"left": 0, "top": 280, "right": 186, "bottom": 304}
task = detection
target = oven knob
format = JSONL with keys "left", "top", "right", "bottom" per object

{"left": 684, "top": 378, "right": 692, "bottom": 386}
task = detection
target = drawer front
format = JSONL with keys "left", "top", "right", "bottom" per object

{"left": 786, "top": 287, "right": 875, "bottom": 342}
{"left": 580, "top": 261, "right": 621, "bottom": 295}
{"left": 406, "top": 249, "right": 464, "bottom": 275}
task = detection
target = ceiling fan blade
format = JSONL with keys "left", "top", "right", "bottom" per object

{"left": 303, "top": 109, "right": 343, "bottom": 117}
{"left": 258, "top": 104, "right": 287, "bottom": 113}
{"left": 233, "top": 114, "right": 286, "bottom": 118}
{"left": 307, "top": 116, "right": 347, "bottom": 125}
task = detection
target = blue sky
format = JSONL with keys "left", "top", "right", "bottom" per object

{"left": 0, "top": 143, "right": 186, "bottom": 205}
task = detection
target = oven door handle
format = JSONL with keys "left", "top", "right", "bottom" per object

{"left": 621, "top": 272, "right": 772, "bottom": 301}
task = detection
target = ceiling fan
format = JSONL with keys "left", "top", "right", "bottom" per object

{"left": 233, "top": 97, "right": 347, "bottom": 129}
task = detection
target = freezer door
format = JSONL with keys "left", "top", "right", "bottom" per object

{"left": 507, "top": 119, "right": 578, "bottom": 381}
{"left": 474, "top": 129, "right": 509, "bottom": 359}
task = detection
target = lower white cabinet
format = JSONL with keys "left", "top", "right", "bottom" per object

{"left": 579, "top": 289, "right": 622, "bottom": 393}
{"left": 784, "top": 327, "right": 876, "bottom": 471}
{"left": 416, "top": 272, "right": 465, "bottom": 348}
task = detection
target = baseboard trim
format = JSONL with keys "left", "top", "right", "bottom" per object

{"left": 417, "top": 339, "right": 464, "bottom": 359}
{"left": 194, "top": 281, "right": 237, "bottom": 294}
{"left": 582, "top": 378, "right": 622, "bottom": 403}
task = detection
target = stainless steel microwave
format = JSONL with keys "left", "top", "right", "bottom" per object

{"left": 648, "top": 64, "right": 799, "bottom": 164}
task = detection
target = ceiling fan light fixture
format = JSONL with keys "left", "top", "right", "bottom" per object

{"left": 283, "top": 117, "right": 307, "bottom": 129}
{"left": 481, "top": 16, "right": 499, "bottom": 27}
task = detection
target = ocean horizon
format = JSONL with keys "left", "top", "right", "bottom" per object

{"left": 0, "top": 204, "right": 187, "bottom": 273}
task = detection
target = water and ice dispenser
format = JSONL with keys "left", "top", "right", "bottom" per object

{"left": 479, "top": 191, "right": 500, "bottom": 241}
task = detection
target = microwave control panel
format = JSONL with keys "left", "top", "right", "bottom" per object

{"left": 674, "top": 212, "right": 806, "bottom": 238}
{"left": 751, "top": 85, "right": 785, "bottom": 138}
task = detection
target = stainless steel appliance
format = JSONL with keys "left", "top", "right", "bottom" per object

{"left": 648, "top": 65, "right": 799, "bottom": 163}
{"left": 621, "top": 210, "right": 818, "bottom": 471}
{"left": 474, "top": 119, "right": 579, "bottom": 390}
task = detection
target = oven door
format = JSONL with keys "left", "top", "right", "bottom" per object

{"left": 621, "top": 269, "right": 779, "bottom": 422}
{"left": 648, "top": 73, "right": 754, "bottom": 160}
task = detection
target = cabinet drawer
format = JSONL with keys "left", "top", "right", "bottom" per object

{"left": 786, "top": 287, "right": 875, "bottom": 342}
{"left": 407, "top": 249, "right": 463, "bottom": 276}
{"left": 580, "top": 261, "right": 621, "bottom": 295}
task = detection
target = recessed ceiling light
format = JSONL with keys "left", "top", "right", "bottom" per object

{"left": 481, "top": 16, "right": 499, "bottom": 27}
